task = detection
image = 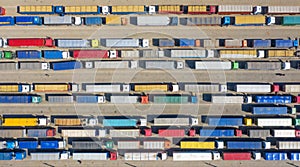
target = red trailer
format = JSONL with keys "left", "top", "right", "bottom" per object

{"left": 7, "top": 38, "right": 54, "bottom": 47}
{"left": 72, "top": 50, "right": 110, "bottom": 59}
{"left": 158, "top": 129, "right": 185, "bottom": 137}
{"left": 223, "top": 152, "right": 251, "bottom": 160}
{"left": 0, "top": 7, "right": 5, "bottom": 15}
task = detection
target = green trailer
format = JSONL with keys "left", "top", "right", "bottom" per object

{"left": 153, "top": 96, "right": 189, "bottom": 104}
{"left": 283, "top": 16, "right": 300, "bottom": 26}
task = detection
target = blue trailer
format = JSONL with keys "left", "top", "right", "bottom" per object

{"left": 51, "top": 61, "right": 81, "bottom": 71}
{"left": 253, "top": 40, "right": 271, "bottom": 47}
{"left": 76, "top": 95, "right": 101, "bottom": 103}
{"left": 0, "top": 95, "right": 41, "bottom": 103}
{"left": 85, "top": 17, "right": 102, "bottom": 25}
{"left": 15, "top": 16, "right": 42, "bottom": 25}
{"left": 178, "top": 39, "right": 195, "bottom": 47}
{"left": 199, "top": 129, "right": 235, "bottom": 137}
{"left": 274, "top": 40, "right": 298, "bottom": 48}
{"left": 207, "top": 117, "right": 243, "bottom": 126}
{"left": 15, "top": 151, "right": 26, "bottom": 160}
{"left": 16, "top": 50, "right": 42, "bottom": 59}
{"left": 255, "top": 96, "right": 292, "bottom": 104}
{"left": 0, "top": 16, "right": 15, "bottom": 26}
{"left": 43, "top": 50, "right": 69, "bottom": 59}
{"left": 18, "top": 140, "right": 38, "bottom": 149}
{"left": 103, "top": 119, "right": 137, "bottom": 127}
{"left": 252, "top": 107, "right": 288, "bottom": 115}
{"left": 264, "top": 152, "right": 287, "bottom": 160}
{"left": 0, "top": 152, "right": 13, "bottom": 160}
{"left": 227, "top": 141, "right": 262, "bottom": 149}
{"left": 40, "top": 140, "right": 59, "bottom": 149}
{"left": 289, "top": 153, "right": 300, "bottom": 161}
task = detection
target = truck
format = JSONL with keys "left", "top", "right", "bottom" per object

{"left": 153, "top": 117, "right": 198, "bottom": 126}
{"left": 85, "top": 84, "right": 127, "bottom": 93}
{"left": 72, "top": 141, "right": 103, "bottom": 149}
{"left": 110, "top": 96, "right": 139, "bottom": 104}
{"left": 75, "top": 95, "right": 105, "bottom": 103}
{"left": 143, "top": 140, "right": 171, "bottom": 149}
{"left": 173, "top": 152, "right": 220, "bottom": 161}
{"left": 264, "top": 152, "right": 287, "bottom": 160}
{"left": 40, "top": 140, "right": 65, "bottom": 149}
{"left": 255, "top": 95, "right": 292, "bottom": 103}
{"left": 186, "top": 16, "right": 222, "bottom": 26}
{"left": 195, "top": 61, "right": 237, "bottom": 70}
{"left": 184, "top": 84, "right": 227, "bottom": 92}
{"left": 27, "top": 129, "right": 55, "bottom": 137}
{"left": 266, "top": 50, "right": 294, "bottom": 57}
{"left": 284, "top": 84, "right": 300, "bottom": 92}
{"left": 218, "top": 5, "right": 253, "bottom": 14}
{"left": 252, "top": 40, "right": 271, "bottom": 47}
{"left": 187, "top": 5, "right": 217, "bottom": 14}
{"left": 110, "top": 129, "right": 139, "bottom": 137}
{"left": 153, "top": 95, "right": 190, "bottom": 104}
{"left": 226, "top": 141, "right": 263, "bottom": 149}
{"left": 16, "top": 50, "right": 42, "bottom": 59}
{"left": 47, "top": 95, "right": 74, "bottom": 103}
{"left": 0, "top": 84, "right": 30, "bottom": 92}
{"left": 118, "top": 141, "right": 140, "bottom": 149}
{"left": 0, "top": 95, "right": 41, "bottom": 103}
{"left": 110, "top": 5, "right": 146, "bottom": 14}
{"left": 124, "top": 152, "right": 167, "bottom": 161}
{"left": 7, "top": 38, "right": 54, "bottom": 47}
{"left": 56, "top": 5, "right": 101, "bottom": 15}
{"left": 158, "top": 39, "right": 175, "bottom": 47}
{"left": 0, "top": 51, "right": 14, "bottom": 59}
{"left": 2, "top": 117, "right": 47, "bottom": 126}
{"left": 158, "top": 129, "right": 185, "bottom": 137}
{"left": 84, "top": 17, "right": 102, "bottom": 25}
{"left": 145, "top": 61, "right": 183, "bottom": 69}
{"left": 282, "top": 16, "right": 300, "bottom": 26}
{"left": 43, "top": 50, "right": 70, "bottom": 59}
{"left": 61, "top": 129, "right": 97, "bottom": 137}
{"left": 248, "top": 129, "right": 270, "bottom": 138}
{"left": 136, "top": 16, "right": 178, "bottom": 26}
{"left": 273, "top": 129, "right": 296, "bottom": 137}
{"left": 256, "top": 118, "right": 293, "bottom": 126}
{"left": 50, "top": 61, "right": 82, "bottom": 71}
{"left": 89, "top": 61, "right": 129, "bottom": 69}
{"left": 121, "top": 50, "right": 140, "bottom": 58}
{"left": 73, "top": 152, "right": 110, "bottom": 160}
{"left": 18, "top": 140, "right": 38, "bottom": 149}
{"left": 180, "top": 141, "right": 215, "bottom": 149}
{"left": 223, "top": 15, "right": 265, "bottom": 26}
{"left": 15, "top": 16, "right": 42, "bottom": 25}
{"left": 274, "top": 39, "right": 298, "bottom": 48}
{"left": 234, "top": 84, "right": 271, "bottom": 93}
{"left": 219, "top": 49, "right": 257, "bottom": 58}
{"left": 252, "top": 107, "right": 288, "bottom": 115}
{"left": 0, "top": 16, "right": 14, "bottom": 26}
{"left": 223, "top": 152, "right": 251, "bottom": 160}
{"left": 55, "top": 39, "right": 91, "bottom": 48}
{"left": 211, "top": 95, "right": 251, "bottom": 103}
{"left": 71, "top": 50, "right": 118, "bottom": 59}
{"left": 103, "top": 118, "right": 139, "bottom": 127}
{"left": 158, "top": 5, "right": 184, "bottom": 14}
{"left": 19, "top": 62, "right": 49, "bottom": 70}
{"left": 223, "top": 39, "right": 247, "bottom": 48}
{"left": 134, "top": 84, "right": 177, "bottom": 92}
{"left": 101, "top": 38, "right": 148, "bottom": 48}
{"left": 30, "top": 152, "right": 61, "bottom": 160}
{"left": 266, "top": 6, "right": 300, "bottom": 14}
{"left": 32, "top": 83, "right": 74, "bottom": 92}
{"left": 207, "top": 117, "right": 243, "bottom": 126}
{"left": 43, "top": 16, "right": 73, "bottom": 25}
{"left": 18, "top": 5, "right": 55, "bottom": 14}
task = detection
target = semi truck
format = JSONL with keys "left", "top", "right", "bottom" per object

{"left": 7, "top": 38, "right": 54, "bottom": 47}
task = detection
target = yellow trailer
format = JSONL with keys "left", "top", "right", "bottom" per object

{"left": 268, "top": 50, "right": 294, "bottom": 57}
{"left": 18, "top": 5, "right": 54, "bottom": 13}
{"left": 158, "top": 5, "right": 183, "bottom": 14}
{"left": 219, "top": 49, "right": 257, "bottom": 58}
{"left": 64, "top": 6, "right": 99, "bottom": 14}
{"left": 33, "top": 84, "right": 70, "bottom": 92}
{"left": 235, "top": 15, "right": 265, "bottom": 25}
{"left": 134, "top": 84, "right": 168, "bottom": 92}
{"left": 188, "top": 5, "right": 207, "bottom": 12}
{"left": 0, "top": 85, "right": 19, "bottom": 92}
{"left": 105, "top": 16, "right": 122, "bottom": 25}
{"left": 2, "top": 118, "right": 38, "bottom": 126}
{"left": 54, "top": 118, "right": 81, "bottom": 126}
{"left": 180, "top": 141, "right": 215, "bottom": 149}
{"left": 111, "top": 5, "right": 145, "bottom": 13}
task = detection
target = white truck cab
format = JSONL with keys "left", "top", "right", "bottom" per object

{"left": 149, "top": 6, "right": 156, "bottom": 14}
{"left": 74, "top": 17, "right": 82, "bottom": 25}
{"left": 253, "top": 6, "right": 262, "bottom": 15}
{"left": 102, "top": 6, "right": 109, "bottom": 14}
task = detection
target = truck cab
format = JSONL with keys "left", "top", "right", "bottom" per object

{"left": 32, "top": 96, "right": 42, "bottom": 103}
{"left": 73, "top": 17, "right": 82, "bottom": 26}
{"left": 148, "top": 6, "right": 156, "bottom": 14}
{"left": 60, "top": 151, "right": 70, "bottom": 160}
{"left": 266, "top": 16, "right": 276, "bottom": 25}
{"left": 38, "top": 117, "right": 49, "bottom": 126}
{"left": 141, "top": 39, "right": 149, "bottom": 47}
{"left": 191, "top": 117, "right": 198, "bottom": 125}
{"left": 282, "top": 62, "right": 291, "bottom": 70}
{"left": 244, "top": 96, "right": 252, "bottom": 103}
{"left": 109, "top": 50, "right": 118, "bottom": 58}
{"left": 212, "top": 151, "right": 221, "bottom": 160}
{"left": 252, "top": 151, "right": 261, "bottom": 160}
{"left": 253, "top": 6, "right": 262, "bottom": 15}
{"left": 102, "top": 6, "right": 109, "bottom": 15}
{"left": 62, "top": 51, "right": 70, "bottom": 59}
{"left": 71, "top": 83, "right": 80, "bottom": 92}
{"left": 20, "top": 84, "right": 31, "bottom": 92}
{"left": 41, "top": 62, "right": 50, "bottom": 70}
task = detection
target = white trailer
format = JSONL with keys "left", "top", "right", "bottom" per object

{"left": 110, "top": 96, "right": 139, "bottom": 104}
{"left": 235, "top": 84, "right": 271, "bottom": 93}
{"left": 173, "top": 152, "right": 220, "bottom": 161}
{"left": 118, "top": 141, "right": 140, "bottom": 149}
{"left": 137, "top": 16, "right": 170, "bottom": 26}
{"left": 211, "top": 96, "right": 251, "bottom": 103}
{"left": 273, "top": 129, "right": 295, "bottom": 137}
{"left": 93, "top": 61, "right": 129, "bottom": 69}
{"left": 218, "top": 5, "right": 253, "bottom": 13}
{"left": 268, "top": 6, "right": 300, "bottom": 14}
{"left": 85, "top": 84, "right": 123, "bottom": 93}
{"left": 283, "top": 84, "right": 300, "bottom": 92}
{"left": 195, "top": 61, "right": 232, "bottom": 70}
{"left": 61, "top": 129, "right": 97, "bottom": 137}
{"left": 124, "top": 152, "right": 164, "bottom": 160}
{"left": 72, "top": 152, "right": 108, "bottom": 160}
{"left": 121, "top": 50, "right": 140, "bottom": 58}
{"left": 143, "top": 141, "right": 169, "bottom": 150}
{"left": 109, "top": 129, "right": 140, "bottom": 137}
{"left": 169, "top": 49, "right": 207, "bottom": 58}
{"left": 153, "top": 117, "right": 198, "bottom": 126}
{"left": 256, "top": 118, "right": 292, "bottom": 126}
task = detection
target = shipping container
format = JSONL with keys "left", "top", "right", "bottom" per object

{"left": 186, "top": 17, "right": 221, "bottom": 26}
{"left": 218, "top": 5, "right": 253, "bottom": 14}
{"left": 15, "top": 16, "right": 42, "bottom": 25}
{"left": 0, "top": 16, "right": 15, "bottom": 26}
{"left": 85, "top": 17, "right": 102, "bottom": 25}
{"left": 246, "top": 62, "right": 282, "bottom": 70}
{"left": 256, "top": 118, "right": 293, "bottom": 126}
{"left": 180, "top": 141, "right": 215, "bottom": 149}
{"left": 43, "top": 50, "right": 69, "bottom": 59}
{"left": 110, "top": 96, "right": 138, "bottom": 104}
{"left": 2, "top": 117, "right": 38, "bottom": 126}
{"left": 227, "top": 141, "right": 262, "bottom": 149}
{"left": 273, "top": 129, "right": 295, "bottom": 137}
{"left": 101, "top": 38, "right": 139, "bottom": 48}
{"left": 0, "top": 152, "right": 13, "bottom": 160}
{"left": 93, "top": 61, "right": 129, "bottom": 69}
{"left": 211, "top": 96, "right": 245, "bottom": 103}
{"left": 136, "top": 16, "right": 177, "bottom": 26}
{"left": 75, "top": 95, "right": 104, "bottom": 103}
{"left": 233, "top": 15, "right": 265, "bottom": 26}
{"left": 219, "top": 49, "right": 257, "bottom": 58}
{"left": 143, "top": 140, "right": 170, "bottom": 149}
{"left": 62, "top": 6, "right": 100, "bottom": 14}
{"left": 223, "top": 152, "right": 251, "bottom": 160}
{"left": 18, "top": 5, "right": 55, "bottom": 14}
{"left": 264, "top": 152, "right": 287, "bottom": 160}
{"left": 255, "top": 95, "right": 292, "bottom": 103}
{"left": 110, "top": 129, "right": 139, "bottom": 137}
{"left": 0, "top": 62, "right": 18, "bottom": 70}
{"left": 72, "top": 141, "right": 102, "bottom": 149}
{"left": 169, "top": 49, "right": 207, "bottom": 58}
{"left": 268, "top": 6, "right": 300, "bottom": 14}
{"left": 61, "top": 129, "right": 97, "bottom": 137}
{"left": 267, "top": 50, "right": 294, "bottom": 57}
{"left": 0, "top": 84, "right": 30, "bottom": 93}
{"left": 187, "top": 5, "right": 217, "bottom": 14}
{"left": 19, "top": 62, "right": 49, "bottom": 70}
{"left": 207, "top": 117, "right": 243, "bottom": 126}
{"left": 85, "top": 84, "right": 122, "bottom": 93}
{"left": 0, "top": 129, "right": 26, "bottom": 137}
{"left": 248, "top": 129, "right": 270, "bottom": 138}
{"left": 284, "top": 84, "right": 300, "bottom": 92}
{"left": 153, "top": 96, "right": 189, "bottom": 104}
{"left": 252, "top": 107, "right": 288, "bottom": 115}
{"left": 158, "top": 129, "right": 185, "bottom": 137}
{"left": 51, "top": 61, "right": 81, "bottom": 71}
{"left": 43, "top": 16, "right": 73, "bottom": 25}
{"left": 55, "top": 39, "right": 90, "bottom": 48}
{"left": 158, "top": 5, "right": 183, "bottom": 14}
{"left": 54, "top": 118, "right": 81, "bottom": 126}
{"left": 0, "top": 95, "right": 41, "bottom": 103}
{"left": 105, "top": 16, "right": 122, "bottom": 25}
{"left": 195, "top": 61, "right": 232, "bottom": 70}
{"left": 173, "top": 152, "right": 220, "bottom": 161}
{"left": 27, "top": 129, "right": 55, "bottom": 137}
{"left": 111, "top": 5, "right": 145, "bottom": 14}
{"left": 252, "top": 40, "right": 271, "bottom": 47}
{"left": 235, "top": 84, "right": 271, "bottom": 93}
{"left": 31, "top": 152, "right": 60, "bottom": 160}
{"left": 118, "top": 141, "right": 140, "bottom": 149}
{"left": 275, "top": 40, "right": 298, "bottom": 48}
{"left": 103, "top": 119, "right": 137, "bottom": 127}
{"left": 159, "top": 39, "right": 175, "bottom": 47}
{"left": 16, "top": 50, "right": 42, "bottom": 59}
{"left": 154, "top": 117, "right": 198, "bottom": 126}
{"left": 145, "top": 61, "right": 176, "bottom": 70}
{"left": 7, "top": 38, "right": 53, "bottom": 47}
{"left": 18, "top": 140, "right": 38, "bottom": 149}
